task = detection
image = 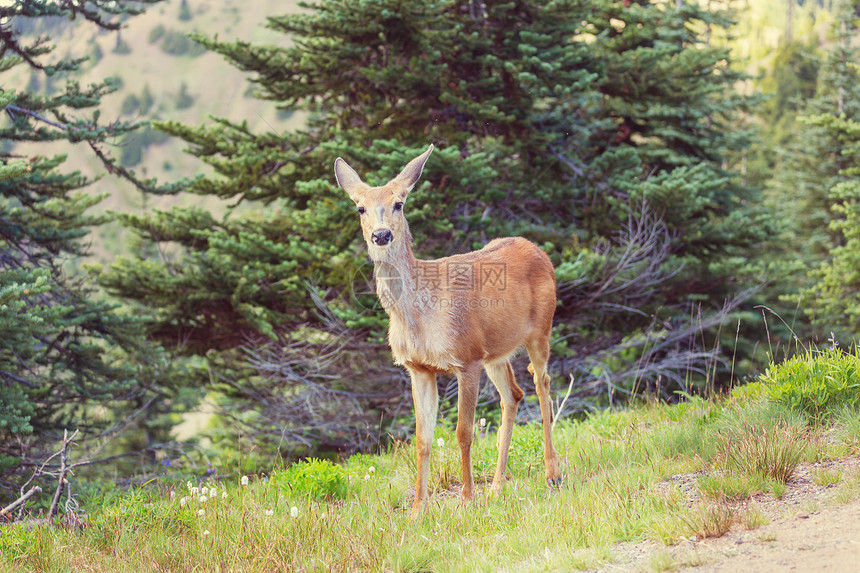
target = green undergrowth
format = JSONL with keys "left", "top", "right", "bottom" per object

{"left": 2, "top": 349, "right": 859, "bottom": 571}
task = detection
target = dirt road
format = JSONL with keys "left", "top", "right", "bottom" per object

{"left": 601, "top": 458, "right": 860, "bottom": 572}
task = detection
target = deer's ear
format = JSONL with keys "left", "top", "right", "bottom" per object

{"left": 334, "top": 157, "right": 367, "bottom": 201}
{"left": 391, "top": 144, "right": 434, "bottom": 196}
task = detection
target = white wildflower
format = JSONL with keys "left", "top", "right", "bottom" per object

{"left": 479, "top": 418, "right": 486, "bottom": 428}
{"left": 203, "top": 530, "right": 210, "bottom": 536}
{"left": 197, "top": 509, "right": 205, "bottom": 517}
{"left": 190, "top": 487, "right": 199, "bottom": 497}
{"left": 364, "top": 474, "right": 370, "bottom": 481}
{"left": 241, "top": 475, "right": 249, "bottom": 486}
{"left": 437, "top": 438, "right": 445, "bottom": 448}
{"left": 186, "top": 480, "right": 193, "bottom": 491}
{"left": 368, "top": 466, "right": 375, "bottom": 474}
{"left": 222, "top": 491, "right": 228, "bottom": 500}
{"left": 199, "top": 495, "right": 208, "bottom": 503}
{"left": 201, "top": 486, "right": 209, "bottom": 496}
{"left": 179, "top": 497, "right": 187, "bottom": 508}
{"left": 290, "top": 506, "right": 299, "bottom": 519}
{"left": 265, "top": 509, "right": 274, "bottom": 516}
{"left": 208, "top": 488, "right": 217, "bottom": 499}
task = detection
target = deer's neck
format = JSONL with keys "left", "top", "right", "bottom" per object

{"left": 372, "top": 238, "right": 430, "bottom": 326}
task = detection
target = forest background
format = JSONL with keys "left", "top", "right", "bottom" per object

{"left": 2, "top": 0, "right": 860, "bottom": 503}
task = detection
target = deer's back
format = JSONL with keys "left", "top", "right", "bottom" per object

{"left": 389, "top": 237, "right": 556, "bottom": 373}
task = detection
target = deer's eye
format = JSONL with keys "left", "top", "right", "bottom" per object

{"left": 393, "top": 202, "right": 403, "bottom": 212}
{"left": 357, "top": 206, "right": 366, "bottom": 215}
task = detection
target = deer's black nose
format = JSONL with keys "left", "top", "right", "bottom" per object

{"left": 371, "top": 229, "right": 393, "bottom": 246}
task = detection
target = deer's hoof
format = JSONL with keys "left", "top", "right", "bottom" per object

{"left": 546, "top": 476, "right": 563, "bottom": 489}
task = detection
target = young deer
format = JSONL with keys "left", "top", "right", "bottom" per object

{"left": 334, "top": 145, "right": 561, "bottom": 516}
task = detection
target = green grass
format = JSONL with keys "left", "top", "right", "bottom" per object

{"left": 4, "top": 351, "right": 860, "bottom": 571}
{"left": 812, "top": 466, "right": 843, "bottom": 487}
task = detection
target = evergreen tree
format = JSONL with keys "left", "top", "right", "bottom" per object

{"left": 803, "top": 114, "right": 860, "bottom": 337}
{"left": 771, "top": 0, "right": 860, "bottom": 341}
{"left": 795, "top": 1, "right": 860, "bottom": 339}
{"left": 0, "top": 0, "right": 175, "bottom": 496}
{"left": 100, "top": 0, "right": 771, "bottom": 454}
{"left": 781, "top": 1, "right": 860, "bottom": 263}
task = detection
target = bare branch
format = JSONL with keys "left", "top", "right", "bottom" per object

{"left": 46, "top": 429, "right": 78, "bottom": 522}
{"left": 5, "top": 105, "right": 67, "bottom": 130}
{"left": 1, "top": 486, "right": 41, "bottom": 522}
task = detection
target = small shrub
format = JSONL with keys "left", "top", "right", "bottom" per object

{"left": 175, "top": 82, "right": 195, "bottom": 110}
{"left": 829, "top": 471, "right": 860, "bottom": 504}
{"left": 271, "top": 458, "right": 349, "bottom": 501}
{"left": 812, "top": 466, "right": 843, "bottom": 487}
{"left": 89, "top": 41, "right": 103, "bottom": 65}
{"left": 836, "top": 405, "right": 860, "bottom": 450}
{"left": 160, "top": 30, "right": 190, "bottom": 55}
{"left": 760, "top": 347, "right": 860, "bottom": 422}
{"left": 697, "top": 473, "right": 766, "bottom": 500}
{"left": 716, "top": 422, "right": 806, "bottom": 484}
{"left": 112, "top": 38, "right": 132, "bottom": 55}
{"left": 140, "top": 85, "right": 155, "bottom": 114}
{"left": 149, "top": 24, "right": 166, "bottom": 43}
{"left": 648, "top": 513, "right": 685, "bottom": 546}
{"left": 741, "top": 507, "right": 769, "bottom": 529}
{"left": 648, "top": 550, "right": 679, "bottom": 572}
{"left": 771, "top": 480, "right": 787, "bottom": 499}
{"left": 120, "top": 126, "right": 168, "bottom": 167}
{"left": 160, "top": 30, "right": 206, "bottom": 57}
{"left": 680, "top": 501, "right": 737, "bottom": 539}
{"left": 178, "top": 0, "right": 193, "bottom": 21}
{"left": 121, "top": 94, "right": 140, "bottom": 115}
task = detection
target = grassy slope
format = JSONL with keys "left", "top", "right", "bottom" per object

{"left": 2, "top": 385, "right": 860, "bottom": 572}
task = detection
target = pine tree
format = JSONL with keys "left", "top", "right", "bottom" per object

{"left": 796, "top": 1, "right": 860, "bottom": 338}
{"left": 802, "top": 114, "right": 860, "bottom": 337}
{"left": 0, "top": 1, "right": 174, "bottom": 495}
{"left": 771, "top": 0, "right": 860, "bottom": 341}
{"left": 781, "top": 1, "right": 860, "bottom": 263}
{"left": 100, "top": 0, "right": 771, "bottom": 453}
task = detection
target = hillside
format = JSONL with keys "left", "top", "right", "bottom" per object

{"left": 8, "top": 0, "right": 304, "bottom": 259}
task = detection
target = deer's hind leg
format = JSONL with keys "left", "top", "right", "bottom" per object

{"left": 485, "top": 359, "right": 524, "bottom": 496}
{"left": 526, "top": 337, "right": 562, "bottom": 487}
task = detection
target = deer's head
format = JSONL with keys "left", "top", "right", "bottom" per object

{"left": 334, "top": 145, "right": 434, "bottom": 261}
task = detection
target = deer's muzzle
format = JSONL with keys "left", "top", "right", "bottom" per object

{"left": 371, "top": 229, "right": 393, "bottom": 246}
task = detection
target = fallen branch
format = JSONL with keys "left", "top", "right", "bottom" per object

{"left": 0, "top": 486, "right": 42, "bottom": 522}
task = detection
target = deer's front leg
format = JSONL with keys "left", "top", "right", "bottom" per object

{"left": 455, "top": 363, "right": 481, "bottom": 502}
{"left": 408, "top": 366, "right": 438, "bottom": 518}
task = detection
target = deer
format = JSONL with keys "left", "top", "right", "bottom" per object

{"left": 334, "top": 144, "right": 561, "bottom": 517}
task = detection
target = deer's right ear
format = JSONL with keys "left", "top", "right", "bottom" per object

{"left": 334, "top": 157, "right": 366, "bottom": 201}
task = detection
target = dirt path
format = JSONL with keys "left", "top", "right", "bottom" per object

{"left": 600, "top": 458, "right": 860, "bottom": 572}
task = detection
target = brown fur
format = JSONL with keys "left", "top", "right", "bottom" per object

{"left": 335, "top": 145, "right": 561, "bottom": 517}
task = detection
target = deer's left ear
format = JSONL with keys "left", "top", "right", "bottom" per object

{"left": 334, "top": 157, "right": 369, "bottom": 201}
{"left": 391, "top": 144, "right": 434, "bottom": 196}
